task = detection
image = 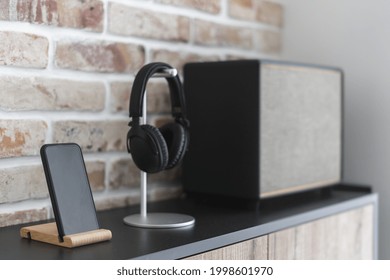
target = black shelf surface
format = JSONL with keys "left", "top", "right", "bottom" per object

{"left": 0, "top": 185, "right": 377, "bottom": 260}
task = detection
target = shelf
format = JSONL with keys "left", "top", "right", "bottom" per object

{"left": 0, "top": 184, "right": 378, "bottom": 259}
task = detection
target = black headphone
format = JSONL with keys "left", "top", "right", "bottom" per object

{"left": 127, "top": 62, "right": 189, "bottom": 173}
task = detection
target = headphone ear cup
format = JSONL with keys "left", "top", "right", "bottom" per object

{"left": 128, "top": 124, "right": 169, "bottom": 173}
{"left": 159, "top": 122, "right": 187, "bottom": 169}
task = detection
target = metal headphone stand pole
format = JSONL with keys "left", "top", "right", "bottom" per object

{"left": 123, "top": 68, "right": 195, "bottom": 228}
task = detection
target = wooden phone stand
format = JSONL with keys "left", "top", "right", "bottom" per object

{"left": 20, "top": 222, "right": 112, "bottom": 248}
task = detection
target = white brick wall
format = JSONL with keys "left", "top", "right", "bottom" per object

{"left": 0, "top": 0, "right": 283, "bottom": 227}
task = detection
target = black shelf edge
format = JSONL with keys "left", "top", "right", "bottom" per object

{"left": 0, "top": 185, "right": 378, "bottom": 260}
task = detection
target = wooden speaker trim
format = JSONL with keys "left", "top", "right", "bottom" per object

{"left": 260, "top": 179, "right": 340, "bottom": 198}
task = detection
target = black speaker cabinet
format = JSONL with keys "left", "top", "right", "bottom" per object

{"left": 182, "top": 60, "right": 343, "bottom": 201}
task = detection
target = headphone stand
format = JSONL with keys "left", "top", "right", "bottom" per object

{"left": 123, "top": 170, "right": 195, "bottom": 228}
{"left": 123, "top": 68, "right": 195, "bottom": 229}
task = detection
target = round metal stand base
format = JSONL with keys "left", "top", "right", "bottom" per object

{"left": 123, "top": 213, "right": 195, "bottom": 228}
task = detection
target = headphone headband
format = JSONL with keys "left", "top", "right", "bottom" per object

{"left": 129, "top": 62, "right": 187, "bottom": 126}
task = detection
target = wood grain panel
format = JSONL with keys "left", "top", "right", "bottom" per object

{"left": 184, "top": 235, "right": 268, "bottom": 260}
{"left": 185, "top": 205, "right": 374, "bottom": 260}
{"left": 268, "top": 205, "right": 374, "bottom": 259}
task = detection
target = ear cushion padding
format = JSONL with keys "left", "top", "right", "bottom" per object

{"left": 129, "top": 124, "right": 169, "bottom": 173}
{"left": 159, "top": 122, "right": 187, "bottom": 169}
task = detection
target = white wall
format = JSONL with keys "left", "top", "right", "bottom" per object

{"left": 280, "top": 0, "right": 390, "bottom": 259}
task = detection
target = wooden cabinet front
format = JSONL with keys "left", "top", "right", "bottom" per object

{"left": 185, "top": 204, "right": 374, "bottom": 260}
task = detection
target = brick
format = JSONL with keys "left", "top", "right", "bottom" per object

{"left": 0, "top": 120, "right": 47, "bottom": 158}
{"left": 257, "top": 30, "right": 282, "bottom": 53}
{"left": 53, "top": 120, "right": 128, "bottom": 153}
{"left": 95, "top": 184, "right": 181, "bottom": 211}
{"left": 151, "top": 49, "right": 219, "bottom": 74}
{"left": 109, "top": 158, "right": 182, "bottom": 189}
{"left": 154, "top": 116, "right": 175, "bottom": 128}
{"left": 85, "top": 161, "right": 105, "bottom": 192}
{"left": 57, "top": 0, "right": 104, "bottom": 31}
{"left": 109, "top": 158, "right": 140, "bottom": 189}
{"left": 110, "top": 81, "right": 171, "bottom": 114}
{"left": 55, "top": 40, "right": 145, "bottom": 73}
{"left": 0, "top": 31, "right": 48, "bottom": 68}
{"left": 107, "top": 157, "right": 182, "bottom": 208}
{"left": 5, "top": 0, "right": 103, "bottom": 31}
{"left": 226, "top": 54, "right": 255, "bottom": 60}
{"left": 0, "top": 208, "right": 48, "bottom": 227}
{"left": 229, "top": 0, "right": 283, "bottom": 27}
{"left": 0, "top": 165, "right": 47, "bottom": 204}
{"left": 146, "top": 83, "right": 171, "bottom": 114}
{"left": 149, "top": 166, "right": 181, "bottom": 185}
{"left": 149, "top": 184, "right": 182, "bottom": 202}
{"left": 194, "top": 20, "right": 253, "bottom": 49}
{"left": 0, "top": 162, "right": 104, "bottom": 205}
{"left": 0, "top": 1, "right": 9, "bottom": 20}
{"left": 110, "top": 82, "right": 132, "bottom": 114}
{"left": 0, "top": 76, "right": 105, "bottom": 111}
{"left": 95, "top": 195, "right": 140, "bottom": 211}
{"left": 108, "top": 4, "right": 190, "bottom": 42}
{"left": 156, "top": 0, "right": 221, "bottom": 14}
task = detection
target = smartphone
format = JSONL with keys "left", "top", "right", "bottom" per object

{"left": 40, "top": 143, "right": 99, "bottom": 240}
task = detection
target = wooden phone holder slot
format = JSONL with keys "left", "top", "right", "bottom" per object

{"left": 20, "top": 222, "right": 112, "bottom": 248}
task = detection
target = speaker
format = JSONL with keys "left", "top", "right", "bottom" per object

{"left": 182, "top": 60, "right": 343, "bottom": 200}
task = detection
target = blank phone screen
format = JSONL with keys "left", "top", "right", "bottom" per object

{"left": 41, "top": 143, "right": 99, "bottom": 237}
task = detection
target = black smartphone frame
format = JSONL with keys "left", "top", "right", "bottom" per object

{"left": 40, "top": 143, "right": 100, "bottom": 241}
